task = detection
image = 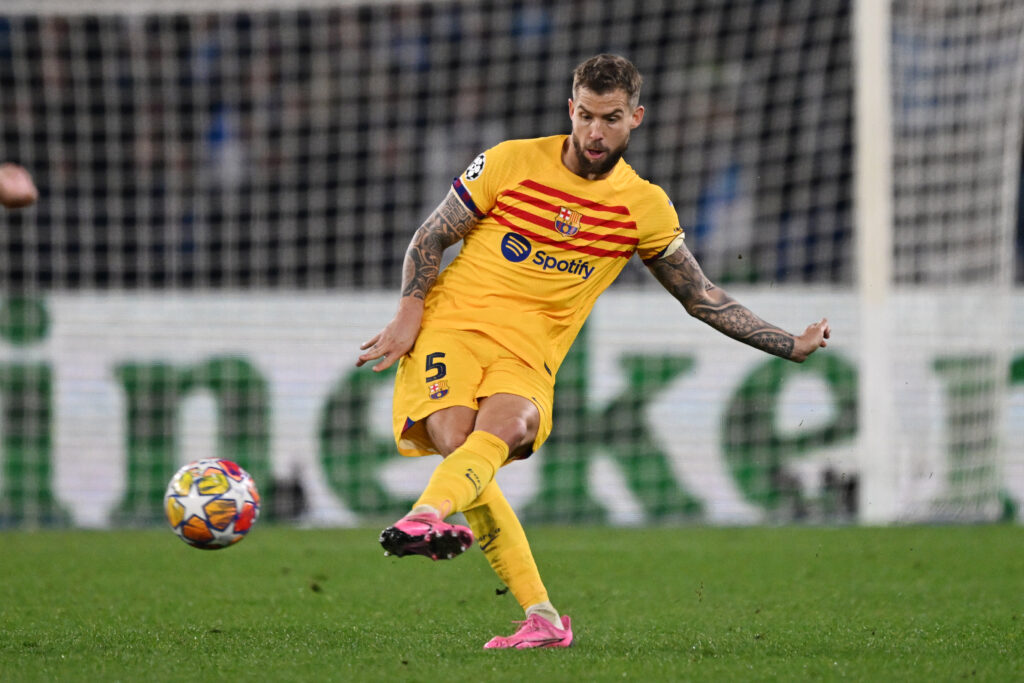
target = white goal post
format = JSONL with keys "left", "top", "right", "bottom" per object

{"left": 854, "top": 0, "right": 898, "bottom": 523}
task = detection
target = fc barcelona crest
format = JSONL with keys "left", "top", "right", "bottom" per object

{"left": 428, "top": 380, "right": 449, "bottom": 400}
{"left": 555, "top": 206, "right": 582, "bottom": 237}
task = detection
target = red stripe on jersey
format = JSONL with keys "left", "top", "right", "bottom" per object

{"left": 500, "top": 189, "right": 638, "bottom": 230}
{"left": 492, "top": 213, "right": 633, "bottom": 259}
{"left": 519, "top": 179, "right": 631, "bottom": 215}
{"left": 494, "top": 200, "right": 639, "bottom": 246}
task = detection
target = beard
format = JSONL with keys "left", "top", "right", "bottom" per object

{"left": 571, "top": 134, "right": 628, "bottom": 178}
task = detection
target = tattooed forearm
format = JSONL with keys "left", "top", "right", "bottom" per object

{"left": 401, "top": 190, "right": 478, "bottom": 299}
{"left": 689, "top": 301, "right": 796, "bottom": 359}
{"left": 646, "top": 243, "right": 796, "bottom": 360}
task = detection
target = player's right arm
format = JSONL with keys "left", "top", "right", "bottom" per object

{"left": 645, "top": 239, "right": 829, "bottom": 363}
{"left": 356, "top": 188, "right": 479, "bottom": 371}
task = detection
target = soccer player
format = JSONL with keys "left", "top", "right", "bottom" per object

{"left": 0, "top": 163, "right": 38, "bottom": 209}
{"left": 356, "top": 54, "right": 830, "bottom": 649}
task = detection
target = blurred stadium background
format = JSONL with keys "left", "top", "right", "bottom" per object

{"left": 0, "top": 0, "right": 1022, "bottom": 529}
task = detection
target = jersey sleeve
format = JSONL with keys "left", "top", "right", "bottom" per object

{"left": 633, "top": 184, "right": 686, "bottom": 261}
{"left": 451, "top": 141, "right": 516, "bottom": 218}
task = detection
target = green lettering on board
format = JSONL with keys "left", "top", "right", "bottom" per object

{"left": 933, "top": 355, "right": 1001, "bottom": 513}
{"left": 318, "top": 365, "right": 410, "bottom": 517}
{"left": 721, "top": 353, "right": 857, "bottom": 511}
{"left": 524, "top": 326, "right": 703, "bottom": 523}
{"left": 112, "top": 356, "right": 271, "bottom": 524}
{"left": 0, "top": 297, "right": 68, "bottom": 527}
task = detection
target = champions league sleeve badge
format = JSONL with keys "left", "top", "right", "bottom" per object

{"left": 464, "top": 153, "right": 485, "bottom": 181}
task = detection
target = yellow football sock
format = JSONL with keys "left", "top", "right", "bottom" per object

{"left": 463, "top": 481, "right": 550, "bottom": 612}
{"left": 414, "top": 430, "right": 509, "bottom": 516}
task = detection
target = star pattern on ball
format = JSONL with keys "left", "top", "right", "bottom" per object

{"left": 173, "top": 479, "right": 219, "bottom": 523}
{"left": 207, "top": 523, "right": 242, "bottom": 547}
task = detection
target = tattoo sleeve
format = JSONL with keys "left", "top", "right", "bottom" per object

{"left": 645, "top": 244, "right": 796, "bottom": 360}
{"left": 401, "top": 189, "right": 478, "bottom": 300}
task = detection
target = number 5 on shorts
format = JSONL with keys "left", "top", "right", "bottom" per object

{"left": 425, "top": 352, "right": 447, "bottom": 381}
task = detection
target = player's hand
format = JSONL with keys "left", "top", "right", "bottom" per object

{"left": 0, "top": 163, "right": 38, "bottom": 209}
{"left": 355, "top": 299, "right": 423, "bottom": 372}
{"left": 791, "top": 318, "right": 830, "bottom": 363}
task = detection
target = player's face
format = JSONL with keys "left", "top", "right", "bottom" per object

{"left": 565, "top": 87, "right": 644, "bottom": 180}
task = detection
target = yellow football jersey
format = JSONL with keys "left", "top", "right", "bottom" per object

{"left": 424, "top": 134, "right": 682, "bottom": 377}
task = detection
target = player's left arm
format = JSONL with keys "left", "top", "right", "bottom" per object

{"left": 644, "top": 241, "right": 830, "bottom": 362}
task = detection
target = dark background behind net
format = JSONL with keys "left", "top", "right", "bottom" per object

{"left": 0, "top": 0, "right": 886, "bottom": 291}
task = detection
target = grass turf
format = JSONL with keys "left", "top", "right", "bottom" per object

{"left": 1, "top": 525, "right": 1022, "bottom": 682}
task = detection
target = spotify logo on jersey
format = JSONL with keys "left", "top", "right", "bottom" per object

{"left": 500, "top": 233, "right": 532, "bottom": 262}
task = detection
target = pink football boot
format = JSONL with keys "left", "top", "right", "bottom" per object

{"left": 379, "top": 512, "right": 474, "bottom": 560}
{"left": 483, "top": 615, "right": 574, "bottom": 649}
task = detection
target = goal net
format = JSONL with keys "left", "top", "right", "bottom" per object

{"left": 880, "top": 0, "right": 1024, "bottom": 521}
{"left": 0, "top": 0, "right": 1020, "bottom": 527}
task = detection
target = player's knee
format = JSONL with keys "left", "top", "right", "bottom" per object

{"left": 497, "top": 415, "right": 534, "bottom": 452}
{"left": 432, "top": 427, "right": 472, "bottom": 457}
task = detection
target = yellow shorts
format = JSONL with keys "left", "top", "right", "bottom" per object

{"left": 392, "top": 327, "right": 554, "bottom": 459}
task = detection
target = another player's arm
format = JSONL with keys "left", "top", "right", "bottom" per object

{"left": 356, "top": 188, "right": 479, "bottom": 371}
{"left": 0, "top": 163, "right": 38, "bottom": 209}
{"left": 645, "top": 241, "right": 829, "bottom": 363}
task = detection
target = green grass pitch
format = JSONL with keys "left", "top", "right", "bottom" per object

{"left": 1, "top": 525, "right": 1022, "bottom": 681}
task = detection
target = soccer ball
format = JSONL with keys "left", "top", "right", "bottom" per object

{"left": 164, "top": 459, "right": 260, "bottom": 549}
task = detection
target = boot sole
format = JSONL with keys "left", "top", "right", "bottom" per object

{"left": 379, "top": 526, "right": 471, "bottom": 560}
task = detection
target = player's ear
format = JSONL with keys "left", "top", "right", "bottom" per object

{"left": 568, "top": 98, "right": 575, "bottom": 120}
{"left": 629, "top": 104, "right": 645, "bottom": 129}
